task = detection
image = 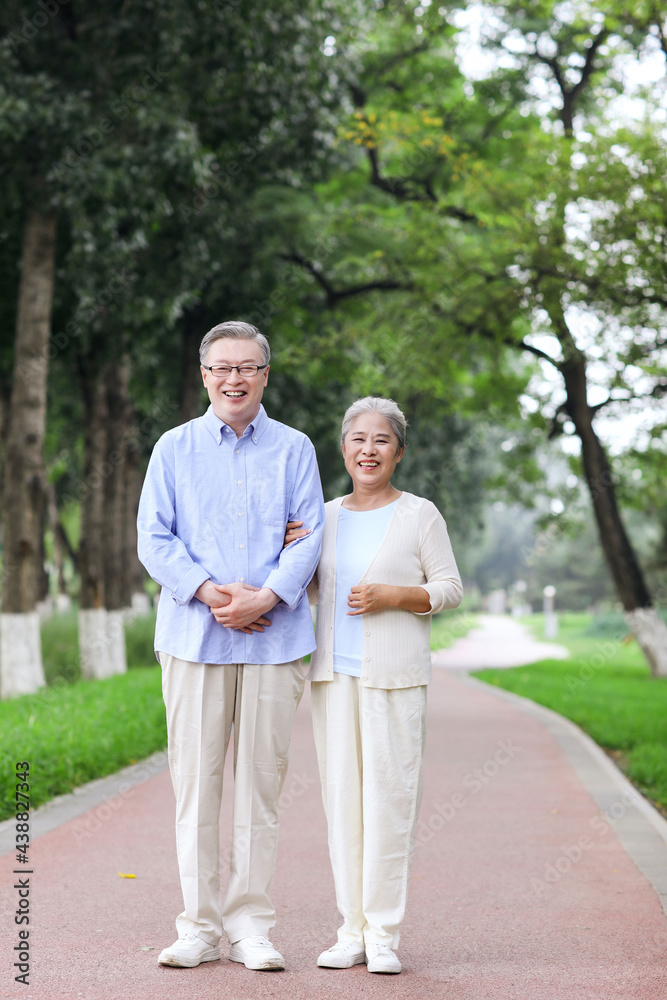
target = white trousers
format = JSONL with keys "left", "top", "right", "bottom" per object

{"left": 311, "top": 672, "right": 427, "bottom": 949}
{"left": 160, "top": 653, "right": 305, "bottom": 946}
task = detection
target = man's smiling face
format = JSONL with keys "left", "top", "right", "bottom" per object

{"left": 201, "top": 337, "right": 269, "bottom": 436}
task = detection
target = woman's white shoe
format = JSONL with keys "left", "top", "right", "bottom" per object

{"left": 365, "top": 943, "right": 401, "bottom": 974}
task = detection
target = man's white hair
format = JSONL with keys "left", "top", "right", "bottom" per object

{"left": 199, "top": 321, "right": 270, "bottom": 366}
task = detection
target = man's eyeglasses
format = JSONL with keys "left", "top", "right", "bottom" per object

{"left": 202, "top": 364, "right": 268, "bottom": 378}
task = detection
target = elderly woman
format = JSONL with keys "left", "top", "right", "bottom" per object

{"left": 288, "top": 396, "right": 462, "bottom": 975}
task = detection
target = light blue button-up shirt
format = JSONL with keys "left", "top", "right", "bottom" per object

{"left": 137, "top": 404, "right": 324, "bottom": 665}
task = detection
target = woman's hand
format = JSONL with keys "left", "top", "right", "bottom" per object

{"left": 283, "top": 520, "right": 310, "bottom": 548}
{"left": 346, "top": 584, "right": 393, "bottom": 615}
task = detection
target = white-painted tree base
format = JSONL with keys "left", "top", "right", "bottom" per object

{"left": 79, "top": 608, "right": 127, "bottom": 679}
{"left": 106, "top": 610, "right": 127, "bottom": 676}
{"left": 0, "top": 612, "right": 46, "bottom": 699}
{"left": 131, "top": 591, "right": 152, "bottom": 615}
{"left": 55, "top": 593, "right": 72, "bottom": 613}
{"left": 79, "top": 608, "right": 109, "bottom": 678}
{"left": 625, "top": 606, "right": 667, "bottom": 678}
{"left": 37, "top": 597, "right": 54, "bottom": 621}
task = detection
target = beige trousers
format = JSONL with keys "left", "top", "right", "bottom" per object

{"left": 160, "top": 653, "right": 305, "bottom": 946}
{"left": 311, "top": 672, "right": 427, "bottom": 950}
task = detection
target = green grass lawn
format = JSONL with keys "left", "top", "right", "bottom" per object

{"left": 0, "top": 611, "right": 165, "bottom": 822}
{"left": 474, "top": 612, "right": 667, "bottom": 814}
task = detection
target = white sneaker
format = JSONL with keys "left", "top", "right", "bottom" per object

{"left": 228, "top": 935, "right": 285, "bottom": 971}
{"left": 158, "top": 933, "right": 220, "bottom": 967}
{"left": 317, "top": 940, "right": 366, "bottom": 968}
{"left": 366, "top": 943, "right": 401, "bottom": 974}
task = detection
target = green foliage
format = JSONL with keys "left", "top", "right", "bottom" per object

{"left": 263, "top": 0, "right": 666, "bottom": 628}
{"left": 475, "top": 613, "right": 667, "bottom": 810}
{"left": 582, "top": 612, "right": 631, "bottom": 637}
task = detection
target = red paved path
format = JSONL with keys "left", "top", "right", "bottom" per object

{"left": 1, "top": 669, "right": 666, "bottom": 1000}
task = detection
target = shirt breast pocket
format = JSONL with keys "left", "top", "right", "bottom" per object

{"left": 251, "top": 461, "right": 289, "bottom": 528}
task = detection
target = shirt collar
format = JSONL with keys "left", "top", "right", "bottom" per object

{"left": 202, "top": 403, "right": 269, "bottom": 445}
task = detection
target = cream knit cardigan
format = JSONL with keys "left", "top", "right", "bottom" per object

{"left": 307, "top": 491, "right": 463, "bottom": 689}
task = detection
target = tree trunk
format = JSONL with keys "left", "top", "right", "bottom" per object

{"left": 535, "top": 32, "right": 667, "bottom": 673}
{"left": 77, "top": 366, "right": 114, "bottom": 678}
{"left": 124, "top": 428, "right": 151, "bottom": 616}
{"left": 102, "top": 359, "right": 130, "bottom": 675}
{"left": 1, "top": 205, "right": 57, "bottom": 698}
{"left": 46, "top": 483, "right": 63, "bottom": 593}
{"left": 560, "top": 348, "right": 667, "bottom": 676}
{"left": 0, "top": 377, "right": 10, "bottom": 509}
{"left": 78, "top": 369, "right": 108, "bottom": 611}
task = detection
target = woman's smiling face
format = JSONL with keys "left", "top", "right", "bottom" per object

{"left": 342, "top": 412, "right": 404, "bottom": 491}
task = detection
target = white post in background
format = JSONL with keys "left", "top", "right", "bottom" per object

{"left": 543, "top": 585, "right": 558, "bottom": 638}
{"left": 131, "top": 592, "right": 151, "bottom": 615}
{"left": 512, "top": 579, "right": 528, "bottom": 617}
{"left": 487, "top": 589, "right": 507, "bottom": 615}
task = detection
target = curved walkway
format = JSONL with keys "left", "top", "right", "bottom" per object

{"left": 0, "top": 617, "right": 666, "bottom": 999}
{"left": 432, "top": 613, "right": 569, "bottom": 669}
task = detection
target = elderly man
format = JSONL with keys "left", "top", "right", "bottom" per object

{"left": 137, "top": 321, "right": 324, "bottom": 972}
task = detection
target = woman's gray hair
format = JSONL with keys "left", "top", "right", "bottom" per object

{"left": 199, "top": 321, "right": 270, "bottom": 366}
{"left": 341, "top": 396, "right": 407, "bottom": 450}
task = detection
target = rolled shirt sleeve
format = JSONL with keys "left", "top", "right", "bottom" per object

{"left": 137, "top": 435, "right": 210, "bottom": 605}
{"left": 416, "top": 505, "right": 463, "bottom": 615}
{"left": 262, "top": 438, "right": 324, "bottom": 609}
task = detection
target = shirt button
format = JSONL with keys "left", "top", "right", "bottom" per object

{"left": 236, "top": 480, "right": 242, "bottom": 485}
{"left": 253, "top": 436, "right": 257, "bottom": 443}
{"left": 237, "top": 512, "right": 243, "bottom": 517}
{"left": 240, "top": 576, "right": 245, "bottom": 582}
{"left": 364, "top": 656, "right": 370, "bottom": 662}
{"left": 236, "top": 448, "right": 240, "bottom": 454}
{"left": 239, "top": 544, "right": 245, "bottom": 549}
{"left": 365, "top": 631, "right": 370, "bottom": 636}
